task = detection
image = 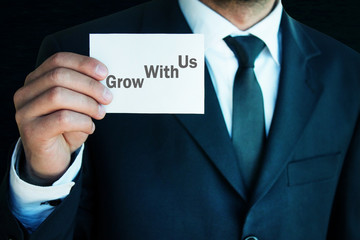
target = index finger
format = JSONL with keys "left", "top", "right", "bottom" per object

{"left": 25, "top": 52, "right": 108, "bottom": 84}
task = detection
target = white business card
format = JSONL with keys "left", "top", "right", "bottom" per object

{"left": 90, "top": 34, "right": 204, "bottom": 114}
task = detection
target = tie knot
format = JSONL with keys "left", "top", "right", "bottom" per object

{"left": 224, "top": 35, "right": 265, "bottom": 68}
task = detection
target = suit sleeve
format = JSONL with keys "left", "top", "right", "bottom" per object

{"left": 9, "top": 140, "right": 83, "bottom": 233}
{"left": 0, "top": 35, "right": 92, "bottom": 240}
{"left": 0, "top": 148, "right": 84, "bottom": 240}
{"left": 327, "top": 115, "right": 360, "bottom": 239}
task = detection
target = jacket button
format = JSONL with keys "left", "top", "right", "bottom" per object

{"left": 244, "top": 236, "right": 258, "bottom": 240}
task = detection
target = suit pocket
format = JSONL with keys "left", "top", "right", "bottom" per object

{"left": 287, "top": 152, "right": 341, "bottom": 186}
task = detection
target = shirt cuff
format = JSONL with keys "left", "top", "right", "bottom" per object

{"left": 8, "top": 139, "right": 83, "bottom": 233}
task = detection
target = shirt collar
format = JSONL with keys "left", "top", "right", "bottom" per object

{"left": 178, "top": 0, "right": 283, "bottom": 65}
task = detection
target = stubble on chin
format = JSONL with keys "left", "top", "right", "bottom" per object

{"left": 209, "top": 0, "right": 269, "bottom": 7}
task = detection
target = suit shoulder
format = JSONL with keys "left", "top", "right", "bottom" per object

{"left": 293, "top": 17, "right": 360, "bottom": 88}
{"left": 38, "top": 0, "right": 161, "bottom": 58}
{"left": 36, "top": 0, "right": 181, "bottom": 63}
{"left": 51, "top": 1, "right": 149, "bottom": 41}
{"left": 293, "top": 18, "right": 360, "bottom": 62}
{"left": 285, "top": 17, "right": 360, "bottom": 101}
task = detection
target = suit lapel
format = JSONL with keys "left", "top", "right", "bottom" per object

{"left": 251, "top": 13, "right": 323, "bottom": 204}
{"left": 140, "top": 0, "right": 247, "bottom": 200}
{"left": 176, "top": 68, "right": 248, "bottom": 200}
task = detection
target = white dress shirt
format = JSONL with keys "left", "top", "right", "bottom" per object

{"left": 9, "top": 0, "right": 283, "bottom": 232}
{"left": 9, "top": 140, "right": 83, "bottom": 232}
{"left": 179, "top": 0, "right": 282, "bottom": 135}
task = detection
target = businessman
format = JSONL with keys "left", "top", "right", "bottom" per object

{"left": 1, "top": 0, "right": 359, "bottom": 239}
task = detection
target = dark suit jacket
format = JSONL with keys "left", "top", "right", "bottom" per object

{"left": 1, "top": 0, "right": 360, "bottom": 239}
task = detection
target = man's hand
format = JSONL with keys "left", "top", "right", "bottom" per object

{"left": 14, "top": 52, "right": 112, "bottom": 185}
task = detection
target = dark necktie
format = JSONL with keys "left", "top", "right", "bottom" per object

{"left": 224, "top": 35, "right": 266, "bottom": 191}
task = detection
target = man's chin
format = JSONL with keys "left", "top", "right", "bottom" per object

{"left": 208, "top": 0, "right": 269, "bottom": 6}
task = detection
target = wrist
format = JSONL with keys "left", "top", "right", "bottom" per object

{"left": 19, "top": 151, "right": 70, "bottom": 186}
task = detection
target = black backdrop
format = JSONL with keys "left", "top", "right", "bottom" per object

{"left": 0, "top": 0, "right": 359, "bottom": 177}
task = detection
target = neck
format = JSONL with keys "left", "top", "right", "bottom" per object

{"left": 200, "top": 0, "right": 277, "bottom": 31}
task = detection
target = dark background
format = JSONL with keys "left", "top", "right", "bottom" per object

{"left": 0, "top": 0, "right": 360, "bottom": 177}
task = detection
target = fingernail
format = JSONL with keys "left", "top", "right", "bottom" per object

{"left": 103, "top": 87, "right": 113, "bottom": 102}
{"left": 98, "top": 104, "right": 106, "bottom": 118}
{"left": 95, "top": 64, "right": 108, "bottom": 77}
{"left": 92, "top": 122, "right": 96, "bottom": 132}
